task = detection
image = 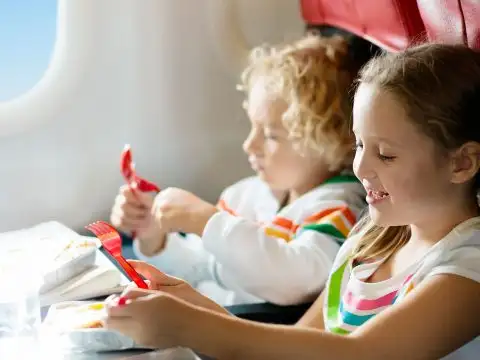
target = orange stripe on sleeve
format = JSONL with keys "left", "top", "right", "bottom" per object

{"left": 272, "top": 217, "right": 294, "bottom": 231}
{"left": 304, "top": 206, "right": 356, "bottom": 226}
{"left": 217, "top": 199, "right": 237, "bottom": 216}
{"left": 339, "top": 207, "right": 356, "bottom": 226}
{"left": 303, "top": 207, "right": 342, "bottom": 224}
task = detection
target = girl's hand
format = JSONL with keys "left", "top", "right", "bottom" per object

{"left": 121, "top": 260, "right": 230, "bottom": 315}
{"left": 105, "top": 289, "right": 187, "bottom": 349}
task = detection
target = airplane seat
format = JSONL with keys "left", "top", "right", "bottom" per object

{"left": 300, "top": 0, "right": 426, "bottom": 51}
{"left": 416, "top": 0, "right": 480, "bottom": 49}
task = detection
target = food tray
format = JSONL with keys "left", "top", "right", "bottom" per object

{"left": 41, "top": 301, "right": 142, "bottom": 352}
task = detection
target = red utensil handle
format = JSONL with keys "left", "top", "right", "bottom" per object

{"left": 117, "top": 256, "right": 149, "bottom": 289}
{"left": 121, "top": 145, "right": 134, "bottom": 181}
{"left": 136, "top": 177, "right": 161, "bottom": 193}
{"left": 128, "top": 182, "right": 139, "bottom": 239}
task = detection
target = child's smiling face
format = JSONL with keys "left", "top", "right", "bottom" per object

{"left": 352, "top": 83, "right": 461, "bottom": 228}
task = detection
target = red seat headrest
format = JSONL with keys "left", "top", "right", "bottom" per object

{"left": 416, "top": 0, "right": 480, "bottom": 49}
{"left": 300, "top": 0, "right": 426, "bottom": 51}
{"left": 300, "top": 0, "right": 480, "bottom": 50}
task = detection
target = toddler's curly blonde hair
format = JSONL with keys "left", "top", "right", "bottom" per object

{"left": 238, "top": 34, "right": 357, "bottom": 171}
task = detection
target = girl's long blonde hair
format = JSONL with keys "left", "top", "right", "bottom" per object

{"left": 352, "top": 43, "right": 480, "bottom": 263}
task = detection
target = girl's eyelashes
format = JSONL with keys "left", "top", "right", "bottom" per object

{"left": 354, "top": 142, "right": 396, "bottom": 162}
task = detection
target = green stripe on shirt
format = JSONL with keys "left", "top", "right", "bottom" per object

{"left": 302, "top": 223, "right": 346, "bottom": 240}
{"left": 323, "top": 174, "right": 359, "bottom": 185}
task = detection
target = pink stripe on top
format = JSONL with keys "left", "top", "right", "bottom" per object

{"left": 343, "top": 289, "right": 397, "bottom": 311}
{"left": 343, "top": 274, "right": 414, "bottom": 311}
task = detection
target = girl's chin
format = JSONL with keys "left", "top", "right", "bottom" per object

{"left": 368, "top": 205, "right": 402, "bottom": 227}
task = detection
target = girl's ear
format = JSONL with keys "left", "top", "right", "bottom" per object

{"left": 450, "top": 142, "right": 480, "bottom": 184}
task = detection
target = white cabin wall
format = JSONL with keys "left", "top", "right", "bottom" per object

{"left": 0, "top": 0, "right": 303, "bottom": 232}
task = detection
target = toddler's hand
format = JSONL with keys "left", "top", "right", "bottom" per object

{"left": 110, "top": 185, "right": 167, "bottom": 256}
{"left": 152, "top": 188, "right": 218, "bottom": 236}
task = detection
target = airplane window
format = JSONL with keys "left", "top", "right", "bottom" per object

{"left": 0, "top": 0, "right": 57, "bottom": 101}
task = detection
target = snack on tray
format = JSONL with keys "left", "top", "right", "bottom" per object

{"left": 41, "top": 301, "right": 139, "bottom": 352}
{"left": 79, "top": 320, "right": 104, "bottom": 329}
{"left": 73, "top": 302, "right": 105, "bottom": 329}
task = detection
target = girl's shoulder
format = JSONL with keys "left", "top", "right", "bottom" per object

{"left": 413, "top": 219, "right": 480, "bottom": 284}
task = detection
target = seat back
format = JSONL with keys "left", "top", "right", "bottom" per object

{"left": 301, "top": 0, "right": 480, "bottom": 50}
{"left": 416, "top": 0, "right": 480, "bottom": 48}
{"left": 300, "top": 0, "right": 425, "bottom": 51}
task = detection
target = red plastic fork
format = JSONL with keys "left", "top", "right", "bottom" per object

{"left": 85, "top": 221, "right": 149, "bottom": 289}
{"left": 121, "top": 145, "right": 161, "bottom": 238}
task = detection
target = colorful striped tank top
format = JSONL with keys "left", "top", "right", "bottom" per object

{"left": 324, "top": 241, "right": 418, "bottom": 334}
{"left": 322, "top": 219, "right": 480, "bottom": 359}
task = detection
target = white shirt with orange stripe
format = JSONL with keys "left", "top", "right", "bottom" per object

{"left": 133, "top": 174, "right": 366, "bottom": 306}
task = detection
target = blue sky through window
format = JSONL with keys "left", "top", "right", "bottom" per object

{"left": 0, "top": 0, "right": 57, "bottom": 101}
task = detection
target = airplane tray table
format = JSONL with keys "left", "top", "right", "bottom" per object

{"left": 39, "top": 305, "right": 207, "bottom": 360}
{"left": 34, "top": 347, "right": 202, "bottom": 360}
